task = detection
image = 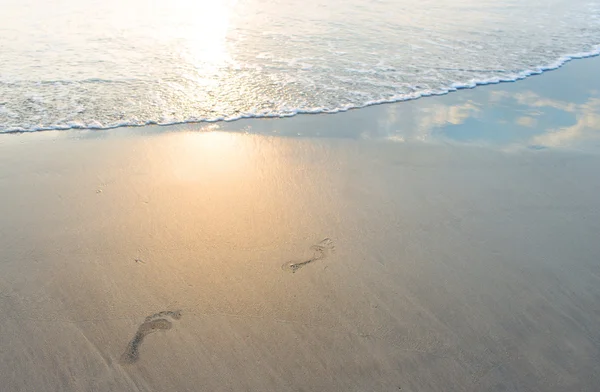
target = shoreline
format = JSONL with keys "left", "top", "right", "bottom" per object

{"left": 3, "top": 53, "right": 599, "bottom": 152}
{"left": 2, "top": 45, "right": 599, "bottom": 135}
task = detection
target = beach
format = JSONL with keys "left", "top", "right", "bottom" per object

{"left": 1, "top": 56, "right": 600, "bottom": 391}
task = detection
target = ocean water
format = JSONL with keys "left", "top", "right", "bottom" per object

{"left": 0, "top": 0, "right": 599, "bottom": 133}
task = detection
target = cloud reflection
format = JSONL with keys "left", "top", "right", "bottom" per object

{"left": 411, "top": 101, "right": 481, "bottom": 142}
{"left": 516, "top": 116, "right": 537, "bottom": 128}
{"left": 184, "top": 59, "right": 600, "bottom": 153}
{"left": 531, "top": 98, "right": 600, "bottom": 147}
{"left": 397, "top": 86, "right": 600, "bottom": 150}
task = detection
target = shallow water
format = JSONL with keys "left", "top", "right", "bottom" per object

{"left": 127, "top": 56, "right": 597, "bottom": 152}
{"left": 1, "top": 0, "right": 599, "bottom": 132}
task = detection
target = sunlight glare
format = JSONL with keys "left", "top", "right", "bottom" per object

{"left": 177, "top": 0, "right": 236, "bottom": 73}
{"left": 172, "top": 130, "right": 252, "bottom": 183}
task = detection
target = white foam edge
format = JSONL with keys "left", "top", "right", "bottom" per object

{"left": 1, "top": 44, "right": 599, "bottom": 134}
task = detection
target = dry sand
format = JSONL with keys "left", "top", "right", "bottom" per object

{"left": 1, "top": 128, "right": 600, "bottom": 391}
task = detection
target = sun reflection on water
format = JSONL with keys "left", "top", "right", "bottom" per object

{"left": 177, "top": 0, "right": 235, "bottom": 73}
{"left": 171, "top": 130, "right": 251, "bottom": 183}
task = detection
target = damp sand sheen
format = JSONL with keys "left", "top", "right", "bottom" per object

{"left": 1, "top": 61, "right": 600, "bottom": 390}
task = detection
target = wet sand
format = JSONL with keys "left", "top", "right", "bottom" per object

{"left": 1, "top": 59, "right": 600, "bottom": 391}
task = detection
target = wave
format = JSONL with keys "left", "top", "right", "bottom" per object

{"left": 1, "top": 44, "right": 599, "bottom": 134}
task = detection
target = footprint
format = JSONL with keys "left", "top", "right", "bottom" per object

{"left": 282, "top": 238, "right": 335, "bottom": 273}
{"left": 119, "top": 310, "right": 182, "bottom": 365}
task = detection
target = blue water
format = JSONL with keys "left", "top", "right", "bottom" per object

{"left": 0, "top": 0, "right": 599, "bottom": 132}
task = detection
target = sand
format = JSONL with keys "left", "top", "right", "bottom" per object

{"left": 1, "top": 59, "right": 600, "bottom": 391}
